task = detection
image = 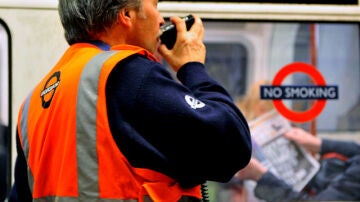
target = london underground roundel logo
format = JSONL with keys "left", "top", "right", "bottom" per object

{"left": 41, "top": 71, "right": 61, "bottom": 109}
{"left": 261, "top": 62, "right": 338, "bottom": 123}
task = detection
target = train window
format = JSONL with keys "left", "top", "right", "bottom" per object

{"left": 0, "top": 20, "right": 10, "bottom": 201}
{"left": 205, "top": 43, "right": 248, "bottom": 98}
{"left": 270, "top": 22, "right": 359, "bottom": 132}
{"left": 295, "top": 23, "right": 359, "bottom": 132}
{"left": 202, "top": 21, "right": 359, "bottom": 133}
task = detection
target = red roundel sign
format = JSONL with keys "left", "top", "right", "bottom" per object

{"left": 272, "top": 62, "right": 326, "bottom": 123}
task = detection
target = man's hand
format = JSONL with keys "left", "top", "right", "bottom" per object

{"left": 158, "top": 14, "right": 206, "bottom": 72}
{"left": 284, "top": 127, "right": 322, "bottom": 154}
{"left": 235, "top": 158, "right": 268, "bottom": 181}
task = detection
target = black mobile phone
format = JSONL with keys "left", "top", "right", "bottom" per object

{"left": 160, "top": 15, "right": 195, "bottom": 49}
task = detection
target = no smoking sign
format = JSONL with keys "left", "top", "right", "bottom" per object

{"left": 261, "top": 62, "right": 338, "bottom": 123}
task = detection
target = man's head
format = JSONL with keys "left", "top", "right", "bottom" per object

{"left": 59, "top": 0, "right": 164, "bottom": 53}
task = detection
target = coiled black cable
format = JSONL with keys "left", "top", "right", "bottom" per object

{"left": 201, "top": 182, "right": 210, "bottom": 202}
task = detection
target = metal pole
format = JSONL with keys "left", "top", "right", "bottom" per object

{"left": 310, "top": 23, "right": 317, "bottom": 136}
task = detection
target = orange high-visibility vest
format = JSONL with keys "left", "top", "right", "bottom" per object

{"left": 17, "top": 43, "right": 201, "bottom": 202}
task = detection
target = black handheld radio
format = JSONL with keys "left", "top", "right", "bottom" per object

{"left": 160, "top": 15, "right": 195, "bottom": 49}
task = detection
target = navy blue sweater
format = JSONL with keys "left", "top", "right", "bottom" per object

{"left": 10, "top": 42, "right": 252, "bottom": 201}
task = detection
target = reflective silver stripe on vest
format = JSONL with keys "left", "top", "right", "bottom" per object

{"left": 32, "top": 196, "right": 199, "bottom": 202}
{"left": 19, "top": 92, "right": 35, "bottom": 193}
{"left": 76, "top": 51, "right": 118, "bottom": 200}
{"left": 74, "top": 51, "right": 158, "bottom": 202}
{"left": 33, "top": 196, "right": 144, "bottom": 202}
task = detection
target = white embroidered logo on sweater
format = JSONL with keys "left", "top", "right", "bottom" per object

{"left": 185, "top": 95, "right": 205, "bottom": 109}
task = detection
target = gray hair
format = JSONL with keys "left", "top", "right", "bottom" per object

{"left": 58, "top": 0, "right": 142, "bottom": 45}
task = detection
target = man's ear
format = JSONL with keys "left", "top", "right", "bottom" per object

{"left": 118, "top": 9, "right": 132, "bottom": 27}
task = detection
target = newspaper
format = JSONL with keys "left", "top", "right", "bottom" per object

{"left": 249, "top": 110, "right": 320, "bottom": 191}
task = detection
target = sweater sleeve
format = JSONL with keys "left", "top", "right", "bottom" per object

{"left": 254, "top": 172, "right": 299, "bottom": 202}
{"left": 107, "top": 56, "right": 252, "bottom": 188}
{"left": 8, "top": 129, "right": 32, "bottom": 202}
{"left": 320, "top": 139, "right": 360, "bottom": 158}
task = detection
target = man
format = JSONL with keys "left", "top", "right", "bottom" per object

{"left": 236, "top": 127, "right": 360, "bottom": 201}
{"left": 10, "top": 0, "right": 252, "bottom": 201}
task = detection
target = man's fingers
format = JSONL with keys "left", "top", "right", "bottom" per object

{"left": 170, "top": 16, "right": 186, "bottom": 33}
